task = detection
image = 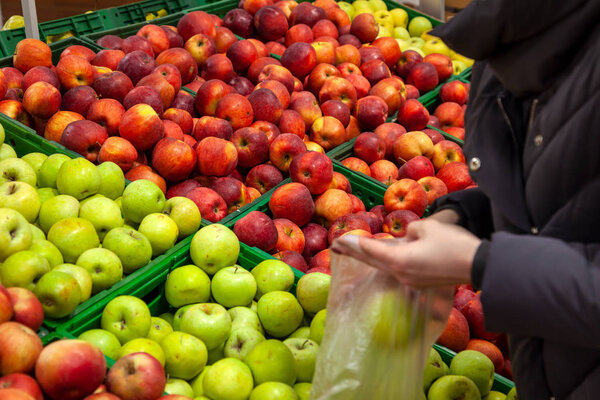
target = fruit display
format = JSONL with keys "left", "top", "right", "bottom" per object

{"left": 0, "top": 135, "right": 201, "bottom": 326}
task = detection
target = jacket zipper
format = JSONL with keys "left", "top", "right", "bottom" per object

{"left": 528, "top": 98, "right": 539, "bottom": 134}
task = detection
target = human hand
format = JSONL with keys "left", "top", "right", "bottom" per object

{"left": 427, "top": 208, "right": 461, "bottom": 225}
{"left": 331, "top": 219, "right": 481, "bottom": 289}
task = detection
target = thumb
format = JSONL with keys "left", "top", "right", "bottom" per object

{"left": 405, "top": 219, "right": 427, "bottom": 241}
{"left": 356, "top": 236, "right": 404, "bottom": 265}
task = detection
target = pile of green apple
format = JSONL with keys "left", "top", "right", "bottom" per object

{"left": 77, "top": 224, "right": 331, "bottom": 400}
{"left": 423, "top": 348, "right": 517, "bottom": 400}
{"left": 0, "top": 136, "right": 201, "bottom": 320}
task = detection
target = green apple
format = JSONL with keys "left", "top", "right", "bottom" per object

{"left": 0, "top": 250, "right": 49, "bottom": 290}
{"left": 422, "top": 39, "right": 451, "bottom": 56}
{"left": 180, "top": 303, "right": 232, "bottom": 350}
{"left": 76, "top": 247, "right": 123, "bottom": 294}
{"left": 211, "top": 266, "right": 257, "bottom": 308}
{"left": 506, "top": 387, "right": 517, "bottom": 400}
{"left": 39, "top": 194, "right": 80, "bottom": 233}
{"left": 450, "top": 350, "right": 495, "bottom": 397}
{"left": 377, "top": 26, "right": 392, "bottom": 39}
{"left": 97, "top": 161, "right": 125, "bottom": 200}
{"left": 118, "top": 338, "right": 166, "bottom": 366}
{"left": 203, "top": 358, "right": 254, "bottom": 400}
{"left": 228, "top": 306, "right": 264, "bottom": 334}
{"left": 487, "top": 391, "right": 507, "bottom": 400}
{"left": 365, "top": 290, "right": 421, "bottom": 349}
{"left": 284, "top": 338, "right": 319, "bottom": 383}
{"left": 161, "top": 331, "right": 208, "bottom": 379}
{"left": 79, "top": 196, "right": 124, "bottom": 241}
{"left": 424, "top": 348, "right": 445, "bottom": 391}
{"left": 102, "top": 227, "right": 152, "bottom": 274}
{"left": 309, "top": 309, "right": 326, "bottom": 344}
{"left": 190, "top": 365, "right": 211, "bottom": 396}
{"left": 21, "top": 152, "right": 47, "bottom": 182}
{"left": 369, "top": 0, "right": 387, "bottom": 11}
{"left": 337, "top": 1, "right": 354, "bottom": 18}
{"left": 224, "top": 327, "right": 265, "bottom": 360}
{"left": 121, "top": 179, "right": 166, "bottom": 223}
{"left": 452, "top": 60, "right": 467, "bottom": 75}
{"left": 0, "top": 208, "right": 32, "bottom": 261}
{"left": 0, "top": 144, "right": 16, "bottom": 161}
{"left": 173, "top": 304, "right": 194, "bottom": 331}
{"left": 78, "top": 329, "right": 121, "bottom": 360}
{"left": 393, "top": 26, "right": 410, "bottom": 40}
{"left": 34, "top": 270, "right": 81, "bottom": 318}
{"left": 0, "top": 181, "right": 40, "bottom": 222}
{"left": 56, "top": 158, "right": 101, "bottom": 200}
{"left": 37, "top": 187, "right": 58, "bottom": 205}
{"left": 47, "top": 217, "right": 99, "bottom": 263}
{"left": 165, "top": 264, "right": 211, "bottom": 308}
{"left": 29, "top": 224, "right": 45, "bottom": 241}
{"left": 257, "top": 291, "right": 303, "bottom": 338}
{"left": 101, "top": 295, "right": 152, "bottom": 344}
{"left": 251, "top": 259, "right": 294, "bottom": 299}
{"left": 207, "top": 342, "right": 225, "bottom": 365}
{"left": 250, "top": 300, "right": 258, "bottom": 312}
{"left": 165, "top": 378, "right": 195, "bottom": 397}
{"left": 159, "top": 312, "right": 174, "bottom": 325}
{"left": 294, "top": 383, "right": 311, "bottom": 400}
{"left": 352, "top": 1, "right": 373, "bottom": 11}
{"left": 390, "top": 8, "right": 408, "bottom": 27}
{"left": 38, "top": 154, "right": 70, "bottom": 188}
{"left": 0, "top": 125, "right": 4, "bottom": 146}
{"left": 244, "top": 339, "right": 297, "bottom": 385}
{"left": 190, "top": 224, "right": 239, "bottom": 275}
{"left": 443, "top": 361, "right": 450, "bottom": 375}
{"left": 147, "top": 316, "right": 173, "bottom": 343}
{"left": 0, "top": 158, "right": 37, "bottom": 186}
{"left": 408, "top": 16, "right": 432, "bottom": 38}
{"left": 250, "top": 382, "right": 297, "bottom": 400}
{"left": 427, "top": 375, "right": 481, "bottom": 400}
{"left": 138, "top": 213, "right": 178, "bottom": 256}
{"left": 289, "top": 326, "right": 311, "bottom": 339}
{"left": 195, "top": 396, "right": 211, "bottom": 400}
{"left": 296, "top": 272, "right": 330, "bottom": 316}
{"left": 29, "top": 239, "right": 63, "bottom": 267}
{"left": 396, "top": 38, "right": 410, "bottom": 51}
{"left": 163, "top": 196, "right": 201, "bottom": 239}
{"left": 407, "top": 36, "right": 425, "bottom": 49}
{"left": 53, "top": 263, "right": 92, "bottom": 302}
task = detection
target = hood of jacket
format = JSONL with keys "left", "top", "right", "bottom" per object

{"left": 432, "top": 0, "right": 600, "bottom": 97}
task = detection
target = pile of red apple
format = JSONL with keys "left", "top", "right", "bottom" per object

{"left": 437, "top": 284, "right": 513, "bottom": 380}
{"left": 427, "top": 79, "right": 470, "bottom": 141}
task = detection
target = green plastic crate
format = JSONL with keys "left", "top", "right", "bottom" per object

{"left": 434, "top": 344, "right": 515, "bottom": 394}
{"left": 98, "top": 0, "right": 207, "bottom": 29}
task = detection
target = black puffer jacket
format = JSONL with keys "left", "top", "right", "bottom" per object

{"left": 430, "top": 0, "right": 600, "bottom": 398}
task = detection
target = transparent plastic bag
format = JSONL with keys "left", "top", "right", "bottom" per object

{"left": 310, "top": 250, "right": 454, "bottom": 400}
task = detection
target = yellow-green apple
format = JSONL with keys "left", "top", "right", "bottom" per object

{"left": 22, "top": 81, "right": 60, "bottom": 119}
{"left": 59, "top": 120, "right": 108, "bottom": 162}
{"left": 76, "top": 247, "right": 123, "bottom": 294}
{"left": 244, "top": 339, "right": 297, "bottom": 386}
{"left": 289, "top": 151, "right": 333, "bottom": 195}
{"left": 309, "top": 115, "right": 346, "bottom": 151}
{"left": 273, "top": 250, "right": 309, "bottom": 273}
{"left": 92, "top": 71, "right": 133, "bottom": 104}
{"left": 211, "top": 266, "right": 257, "bottom": 308}
{"left": 118, "top": 338, "right": 165, "bottom": 367}
{"left": 245, "top": 164, "right": 283, "bottom": 194}
{"left": 273, "top": 218, "right": 305, "bottom": 253}
{"left": 160, "top": 331, "right": 207, "bottom": 381}
{"left": 121, "top": 178, "right": 165, "bottom": 223}
{"left": 406, "top": 61, "right": 438, "bottom": 93}
{"left": 22, "top": 66, "right": 60, "bottom": 91}
{"left": 328, "top": 213, "right": 371, "bottom": 244}
{"left": 252, "top": 259, "right": 295, "bottom": 300}
{"left": 106, "top": 352, "right": 166, "bottom": 400}
{"left": 0, "top": 373, "right": 43, "bottom": 400}
{"left": 151, "top": 137, "right": 196, "bottom": 182}
{"left": 119, "top": 103, "right": 164, "bottom": 151}
{"left": 52, "top": 263, "right": 93, "bottom": 302}
{"left": 313, "top": 188, "right": 352, "bottom": 227}
{"left": 138, "top": 213, "right": 178, "bottom": 256}
{"left": 55, "top": 157, "right": 100, "bottom": 200}
{"left": 257, "top": 65, "right": 295, "bottom": 93}
{"left": 383, "top": 178, "right": 428, "bottom": 216}
{"left": 435, "top": 101, "right": 464, "bottom": 128}
{"left": 307, "top": 249, "right": 330, "bottom": 273}
{"left": 233, "top": 211, "right": 278, "bottom": 252}
{"left": 125, "top": 165, "right": 167, "bottom": 194}
{"left": 284, "top": 338, "right": 320, "bottom": 382}
{"left": 341, "top": 156, "right": 371, "bottom": 175}
{"left": 137, "top": 24, "right": 169, "bottom": 55}
{"left": 440, "top": 80, "right": 470, "bottom": 105}
{"left": 369, "top": 159, "right": 398, "bottom": 185}
{"left": 13, "top": 39, "right": 52, "bottom": 73}
{"left": 47, "top": 218, "right": 101, "bottom": 263}
{"left": 0, "top": 158, "right": 37, "bottom": 187}
{"left": 431, "top": 140, "right": 465, "bottom": 171}
{"left": 43, "top": 110, "right": 84, "bottom": 143}
{"left": 101, "top": 295, "right": 151, "bottom": 344}
{"left": 201, "top": 358, "right": 253, "bottom": 400}
{"left": 354, "top": 95, "right": 388, "bottom": 131}
{"left": 269, "top": 133, "right": 307, "bottom": 172}
{"left": 162, "top": 196, "right": 201, "bottom": 239}
{"left": 0, "top": 321, "right": 42, "bottom": 375}
{"left": 211, "top": 177, "right": 250, "bottom": 213}
{"left": 422, "top": 348, "right": 446, "bottom": 392}
{"left": 224, "top": 327, "right": 265, "bottom": 361}
{"left": 35, "top": 340, "right": 105, "bottom": 400}
{"left": 201, "top": 54, "right": 234, "bottom": 82}
{"left": 466, "top": 339, "right": 504, "bottom": 373}
{"left": 27, "top": 239, "right": 61, "bottom": 268}
{"left": 418, "top": 176, "right": 448, "bottom": 205}
{"left": 98, "top": 136, "right": 138, "bottom": 172}
{"left": 382, "top": 209, "right": 420, "bottom": 237}
{"left": 449, "top": 350, "right": 495, "bottom": 397}
{"left": 61, "top": 85, "right": 98, "bottom": 116}
{"left": 393, "top": 130, "right": 434, "bottom": 164}
{"left": 117, "top": 50, "right": 156, "bottom": 85}
{"left": 0, "top": 100, "right": 31, "bottom": 127}
{"left": 269, "top": 182, "right": 315, "bottom": 227}
{"left": 56, "top": 55, "right": 95, "bottom": 90}
{"left": 33, "top": 270, "right": 81, "bottom": 318}
{"left": 79, "top": 195, "right": 123, "bottom": 240}
{"left": 0, "top": 181, "right": 39, "bottom": 222}
{"left": 251, "top": 120, "right": 281, "bottom": 145}
{"left": 190, "top": 224, "right": 239, "bottom": 275}
{"left": 177, "top": 10, "right": 216, "bottom": 42}
{"left": 436, "top": 161, "right": 473, "bottom": 193}
{"left": 6, "top": 287, "right": 42, "bottom": 331}
{"left": 165, "top": 264, "right": 210, "bottom": 308}
{"left": 436, "top": 307, "right": 470, "bottom": 352}
{"left": 38, "top": 194, "right": 79, "bottom": 233}
{"left": 179, "top": 303, "right": 231, "bottom": 350}
{"left": 185, "top": 187, "right": 227, "bottom": 222}
{"left": 91, "top": 49, "right": 125, "bottom": 71}
{"left": 156, "top": 48, "right": 198, "bottom": 84}
{"left": 294, "top": 382, "right": 312, "bottom": 400}
{"left": 251, "top": 381, "right": 298, "bottom": 400}
{"left": 147, "top": 317, "right": 173, "bottom": 344}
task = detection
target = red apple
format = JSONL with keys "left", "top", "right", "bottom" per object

{"left": 13, "top": 39, "right": 52, "bottom": 73}
{"left": 86, "top": 98, "right": 126, "bottom": 136}
{"left": 92, "top": 71, "right": 134, "bottom": 104}
{"left": 359, "top": 46, "right": 384, "bottom": 64}
{"left": 163, "top": 108, "right": 193, "bottom": 135}
{"left": 155, "top": 48, "right": 198, "bottom": 84}
{"left": 269, "top": 182, "right": 315, "bottom": 227}
{"left": 61, "top": 86, "right": 98, "bottom": 116}
{"left": 444, "top": 126, "right": 465, "bottom": 141}
{"left": 0, "top": 285, "right": 12, "bottom": 324}
{"left": 396, "top": 50, "right": 423, "bottom": 79}
{"left": 22, "top": 81, "right": 60, "bottom": 119}
{"left": 123, "top": 86, "right": 163, "bottom": 115}
{"left": 161, "top": 25, "right": 184, "bottom": 49}
{"left": 345, "top": 73, "right": 370, "bottom": 99}
{"left": 372, "top": 36, "right": 401, "bottom": 67}
{"left": 0, "top": 322, "right": 41, "bottom": 376}
{"left": 96, "top": 34, "right": 123, "bottom": 50}
{"left": 407, "top": 61, "right": 438, "bottom": 93}
{"left": 431, "top": 140, "right": 465, "bottom": 171}
{"left": 301, "top": 223, "right": 329, "bottom": 262}
{"left": 245, "top": 164, "right": 284, "bottom": 194}
{"left": 171, "top": 91, "right": 196, "bottom": 116}
{"left": 326, "top": 6, "right": 350, "bottom": 30}
{"left": 230, "top": 127, "right": 270, "bottom": 168}
{"left": 223, "top": 8, "right": 255, "bottom": 38}
{"left": 43, "top": 110, "right": 84, "bottom": 143}
{"left": 0, "top": 100, "right": 32, "bottom": 127}
{"left": 369, "top": 77, "right": 406, "bottom": 115}
{"left": 119, "top": 103, "right": 164, "bottom": 151}
{"left": 350, "top": 13, "right": 378, "bottom": 43}
{"left": 248, "top": 57, "right": 281, "bottom": 83}
{"left": 229, "top": 76, "right": 254, "bottom": 96}
{"left": 265, "top": 41, "right": 287, "bottom": 57}
{"left": 335, "top": 44, "right": 361, "bottom": 66}
{"left": 0, "top": 373, "right": 42, "bottom": 400}
{"left": 418, "top": 176, "right": 448, "bottom": 205}
{"left": 289, "top": 2, "right": 325, "bottom": 27}
{"left": 337, "top": 34, "right": 361, "bottom": 48}
{"left": 214, "top": 93, "right": 254, "bottom": 130}
{"left": 248, "top": 38, "right": 269, "bottom": 58}
{"left": 434, "top": 102, "right": 464, "bottom": 128}
{"left": 382, "top": 209, "right": 420, "bottom": 237}
{"left": 85, "top": 393, "right": 121, "bottom": 400}
{"left": 360, "top": 59, "right": 391, "bottom": 85}
{"left": 281, "top": 42, "right": 318, "bottom": 79}
{"left": 151, "top": 137, "right": 196, "bottom": 182}
{"left": 56, "top": 55, "right": 95, "bottom": 90}
{"left": 310, "top": 115, "right": 346, "bottom": 151}
{"left": 320, "top": 99, "right": 350, "bottom": 127}
{"left": 273, "top": 250, "right": 308, "bottom": 273}
{"left": 436, "top": 162, "right": 473, "bottom": 193}
{"left": 328, "top": 171, "right": 352, "bottom": 193}
{"left": 278, "top": 109, "right": 305, "bottom": 139}
{"left": 354, "top": 95, "right": 388, "bottom": 131}
{"left": 258, "top": 64, "right": 295, "bottom": 93}
{"left": 91, "top": 49, "right": 125, "bottom": 71}
{"left": 424, "top": 53, "right": 453, "bottom": 82}
{"left": 423, "top": 128, "right": 445, "bottom": 145}
{"left": 194, "top": 79, "right": 234, "bottom": 116}
{"left": 0, "top": 388, "right": 36, "bottom": 399}
{"left": 136, "top": 72, "right": 175, "bottom": 111}
{"left": 466, "top": 339, "right": 504, "bottom": 373}
{"left": 319, "top": 76, "right": 357, "bottom": 109}
{"left": 202, "top": 54, "right": 235, "bottom": 82}
{"left": 211, "top": 177, "right": 251, "bottom": 213}
{"left": 214, "top": 26, "right": 238, "bottom": 54}
{"left": 353, "top": 132, "right": 385, "bottom": 164}
{"left": 374, "top": 122, "right": 406, "bottom": 159}
{"left": 122, "top": 35, "right": 154, "bottom": 57}
{"left": 234, "top": 211, "right": 278, "bottom": 252}
{"left": 289, "top": 151, "right": 334, "bottom": 195}
{"left": 22, "top": 66, "right": 60, "bottom": 91}
{"left": 186, "top": 187, "right": 228, "bottom": 222}
{"left": 60, "top": 120, "right": 108, "bottom": 162}
{"left": 274, "top": 218, "right": 306, "bottom": 253}
{"left": 369, "top": 159, "right": 398, "bottom": 186}
{"left": 383, "top": 178, "right": 428, "bottom": 216}
{"left": 226, "top": 39, "right": 258, "bottom": 73}
{"left": 154, "top": 64, "right": 182, "bottom": 93}
{"left": 193, "top": 116, "right": 233, "bottom": 141}
{"left": 251, "top": 120, "right": 280, "bottom": 144}
{"left": 137, "top": 24, "right": 170, "bottom": 55}
{"left": 398, "top": 155, "right": 434, "bottom": 180}
{"left": 314, "top": 188, "right": 353, "bottom": 227}
{"left": 269, "top": 133, "right": 308, "bottom": 172}
{"left": 405, "top": 84, "right": 420, "bottom": 99}
{"left": 244, "top": 0, "right": 276, "bottom": 16}
{"left": 306, "top": 63, "right": 340, "bottom": 95}
{"left": 397, "top": 99, "right": 430, "bottom": 131}
{"left": 105, "top": 352, "right": 165, "bottom": 400}
{"left": 196, "top": 137, "right": 238, "bottom": 176}
{"left": 98, "top": 136, "right": 138, "bottom": 172}
{"left": 354, "top": 210, "right": 382, "bottom": 234}
{"left": 313, "top": 19, "right": 338, "bottom": 39}
{"left": 117, "top": 50, "right": 156, "bottom": 85}
{"left": 311, "top": 40, "right": 336, "bottom": 64}
{"left": 2, "top": 67, "right": 24, "bottom": 89}
{"left": 328, "top": 214, "right": 371, "bottom": 244}
{"left": 437, "top": 307, "right": 470, "bottom": 352}
{"left": 166, "top": 179, "right": 201, "bottom": 199}
{"left": 247, "top": 88, "right": 283, "bottom": 124}
{"left": 308, "top": 249, "right": 330, "bottom": 271}
{"left": 177, "top": 11, "right": 216, "bottom": 41}
{"left": 125, "top": 165, "right": 167, "bottom": 194}
{"left": 440, "top": 80, "right": 470, "bottom": 105}
{"left": 255, "top": 6, "right": 289, "bottom": 41}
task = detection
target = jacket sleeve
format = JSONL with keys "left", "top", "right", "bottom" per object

{"left": 481, "top": 232, "right": 600, "bottom": 348}
{"left": 430, "top": 187, "right": 494, "bottom": 239}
